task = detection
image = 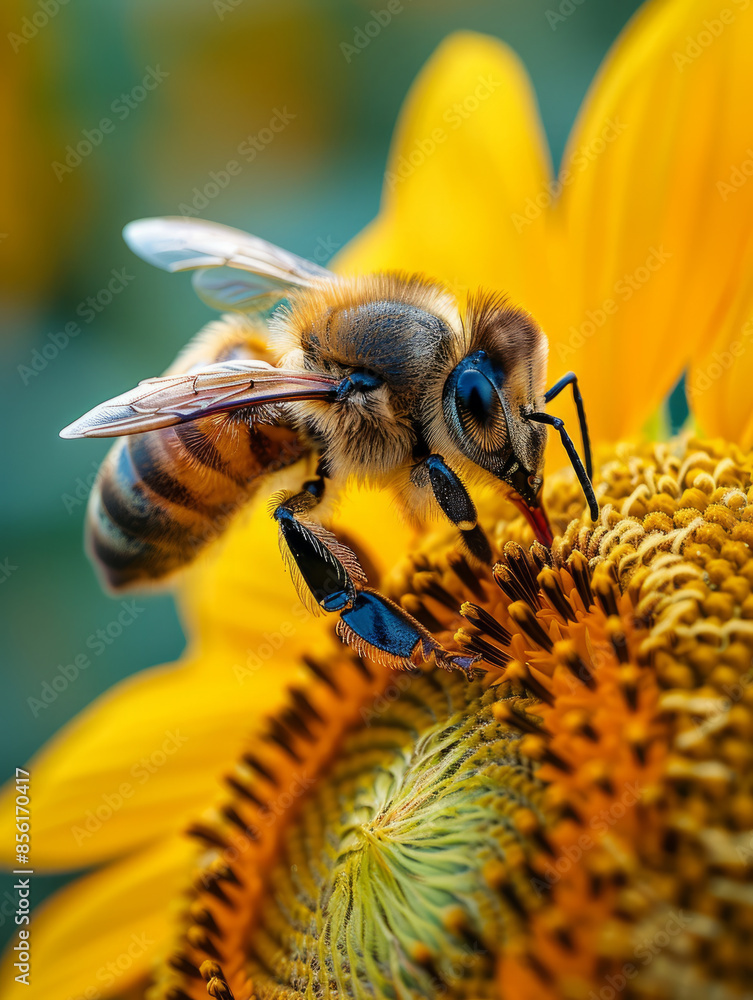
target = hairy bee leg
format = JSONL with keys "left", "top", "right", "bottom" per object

{"left": 273, "top": 478, "right": 480, "bottom": 677}
{"left": 544, "top": 371, "right": 593, "bottom": 479}
{"left": 412, "top": 454, "right": 492, "bottom": 565}
{"left": 273, "top": 479, "right": 362, "bottom": 613}
{"left": 337, "top": 590, "right": 481, "bottom": 678}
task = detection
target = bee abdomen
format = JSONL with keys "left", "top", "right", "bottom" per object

{"left": 86, "top": 415, "right": 304, "bottom": 590}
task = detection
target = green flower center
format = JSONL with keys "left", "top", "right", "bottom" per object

{"left": 247, "top": 673, "right": 543, "bottom": 999}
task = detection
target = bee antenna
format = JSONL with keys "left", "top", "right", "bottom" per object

{"left": 544, "top": 372, "right": 592, "bottom": 477}
{"left": 524, "top": 410, "right": 599, "bottom": 522}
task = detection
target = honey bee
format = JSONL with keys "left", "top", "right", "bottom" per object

{"left": 61, "top": 217, "right": 597, "bottom": 674}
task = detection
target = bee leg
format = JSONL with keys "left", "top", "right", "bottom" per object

{"left": 273, "top": 480, "right": 480, "bottom": 678}
{"left": 337, "top": 590, "right": 481, "bottom": 678}
{"left": 273, "top": 479, "right": 363, "bottom": 613}
{"left": 412, "top": 454, "right": 493, "bottom": 565}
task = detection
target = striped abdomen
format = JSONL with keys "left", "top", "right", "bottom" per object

{"left": 87, "top": 411, "right": 307, "bottom": 590}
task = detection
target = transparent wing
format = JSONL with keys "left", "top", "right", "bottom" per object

{"left": 122, "top": 216, "right": 333, "bottom": 282}
{"left": 190, "top": 267, "right": 289, "bottom": 313}
{"left": 60, "top": 360, "right": 339, "bottom": 439}
{"left": 123, "top": 217, "right": 335, "bottom": 312}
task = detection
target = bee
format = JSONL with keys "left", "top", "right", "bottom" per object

{"left": 61, "top": 217, "right": 597, "bottom": 675}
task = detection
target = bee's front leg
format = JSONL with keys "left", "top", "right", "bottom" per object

{"left": 411, "top": 455, "right": 493, "bottom": 565}
{"left": 271, "top": 479, "right": 478, "bottom": 676}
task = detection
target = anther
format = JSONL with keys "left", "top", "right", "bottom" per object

{"left": 280, "top": 707, "right": 315, "bottom": 741}
{"left": 189, "top": 903, "right": 221, "bottom": 936}
{"left": 448, "top": 553, "right": 487, "bottom": 600}
{"left": 265, "top": 720, "right": 303, "bottom": 762}
{"left": 224, "top": 775, "right": 267, "bottom": 808}
{"left": 289, "top": 687, "right": 324, "bottom": 723}
{"left": 455, "top": 629, "right": 511, "bottom": 668}
{"left": 418, "top": 577, "right": 462, "bottom": 611}
{"left": 606, "top": 615, "right": 629, "bottom": 663}
{"left": 507, "top": 601, "right": 554, "bottom": 651}
{"left": 618, "top": 663, "right": 642, "bottom": 711}
{"left": 561, "top": 708, "right": 599, "bottom": 742}
{"left": 185, "top": 823, "right": 230, "bottom": 849}
{"left": 187, "top": 926, "right": 221, "bottom": 959}
{"left": 502, "top": 542, "right": 543, "bottom": 605}
{"left": 504, "top": 660, "right": 555, "bottom": 705}
{"left": 200, "top": 960, "right": 235, "bottom": 1000}
{"left": 519, "top": 734, "right": 572, "bottom": 772}
{"left": 168, "top": 953, "right": 202, "bottom": 979}
{"left": 493, "top": 701, "right": 549, "bottom": 736}
{"left": 460, "top": 602, "right": 512, "bottom": 644}
{"left": 567, "top": 550, "right": 594, "bottom": 609}
{"left": 593, "top": 566, "right": 620, "bottom": 617}
{"left": 553, "top": 639, "right": 595, "bottom": 689}
{"left": 221, "top": 805, "right": 259, "bottom": 839}
{"left": 402, "top": 594, "right": 446, "bottom": 632}
{"left": 537, "top": 567, "right": 578, "bottom": 622}
{"left": 302, "top": 655, "right": 342, "bottom": 694}
{"left": 242, "top": 753, "right": 278, "bottom": 784}
{"left": 210, "top": 860, "right": 242, "bottom": 885}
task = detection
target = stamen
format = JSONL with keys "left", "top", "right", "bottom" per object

{"left": 507, "top": 601, "right": 554, "bottom": 651}
{"left": 553, "top": 639, "right": 595, "bottom": 689}
{"left": 537, "top": 567, "right": 578, "bottom": 622}
{"left": 200, "top": 961, "right": 235, "bottom": 1000}
{"left": 455, "top": 628, "right": 511, "bottom": 667}
{"left": 460, "top": 601, "right": 513, "bottom": 643}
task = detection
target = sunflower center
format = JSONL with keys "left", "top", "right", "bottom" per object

{"left": 247, "top": 673, "right": 543, "bottom": 999}
{"left": 155, "top": 438, "right": 753, "bottom": 1000}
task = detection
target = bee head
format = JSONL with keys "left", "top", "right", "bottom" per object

{"left": 441, "top": 297, "right": 548, "bottom": 509}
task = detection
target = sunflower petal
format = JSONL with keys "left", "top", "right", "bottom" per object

{"left": 687, "top": 239, "right": 753, "bottom": 446}
{"left": 0, "top": 837, "right": 195, "bottom": 1000}
{"left": 549, "top": 0, "right": 753, "bottom": 441}
{"left": 0, "top": 485, "right": 414, "bottom": 871}
{"left": 336, "top": 30, "right": 553, "bottom": 307}
{"left": 0, "top": 653, "right": 305, "bottom": 870}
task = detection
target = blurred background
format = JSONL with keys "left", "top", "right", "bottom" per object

{"left": 0, "top": 0, "right": 647, "bottom": 934}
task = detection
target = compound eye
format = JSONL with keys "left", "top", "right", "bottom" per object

{"left": 443, "top": 350, "right": 509, "bottom": 457}
{"left": 455, "top": 367, "right": 495, "bottom": 425}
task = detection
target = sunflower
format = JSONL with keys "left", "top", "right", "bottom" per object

{"left": 6, "top": 1, "right": 753, "bottom": 998}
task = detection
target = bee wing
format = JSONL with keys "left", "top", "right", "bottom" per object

{"left": 190, "top": 267, "right": 288, "bottom": 313}
{"left": 123, "top": 217, "right": 335, "bottom": 312}
{"left": 60, "top": 360, "right": 339, "bottom": 439}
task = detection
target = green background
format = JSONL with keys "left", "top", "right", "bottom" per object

{"left": 0, "top": 0, "right": 648, "bottom": 930}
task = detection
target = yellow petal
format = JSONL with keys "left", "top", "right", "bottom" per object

{"left": 0, "top": 486, "right": 414, "bottom": 871}
{"left": 0, "top": 836, "right": 195, "bottom": 1000}
{"left": 336, "top": 31, "right": 553, "bottom": 308}
{"left": 687, "top": 235, "right": 753, "bottom": 446}
{"left": 548, "top": 0, "right": 753, "bottom": 441}
{"left": 0, "top": 651, "right": 305, "bottom": 870}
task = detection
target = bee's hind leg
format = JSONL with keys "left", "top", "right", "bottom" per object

{"left": 271, "top": 479, "right": 479, "bottom": 677}
{"left": 272, "top": 477, "right": 362, "bottom": 614}
{"left": 336, "top": 590, "right": 480, "bottom": 677}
